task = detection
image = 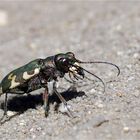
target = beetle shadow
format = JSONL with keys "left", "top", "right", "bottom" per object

{"left": 0, "top": 86, "right": 86, "bottom": 114}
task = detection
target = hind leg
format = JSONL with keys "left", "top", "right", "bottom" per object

{"left": 0, "top": 93, "right": 9, "bottom": 123}
{"left": 0, "top": 89, "right": 25, "bottom": 124}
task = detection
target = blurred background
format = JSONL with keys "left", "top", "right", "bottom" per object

{"left": 0, "top": 1, "right": 140, "bottom": 140}
{"left": 1, "top": 1, "right": 139, "bottom": 76}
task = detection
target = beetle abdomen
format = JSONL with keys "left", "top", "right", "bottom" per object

{"left": 1, "top": 59, "right": 43, "bottom": 93}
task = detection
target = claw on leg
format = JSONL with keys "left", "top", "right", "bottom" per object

{"left": 59, "top": 103, "right": 74, "bottom": 118}
{"left": 0, "top": 114, "right": 9, "bottom": 124}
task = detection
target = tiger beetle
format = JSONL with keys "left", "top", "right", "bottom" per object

{"left": 0, "top": 52, "right": 120, "bottom": 122}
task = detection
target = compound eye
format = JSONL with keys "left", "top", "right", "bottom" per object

{"left": 66, "top": 52, "right": 75, "bottom": 58}
{"left": 62, "top": 58, "right": 66, "bottom": 62}
{"left": 62, "top": 58, "right": 68, "bottom": 65}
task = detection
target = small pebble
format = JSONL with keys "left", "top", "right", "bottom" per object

{"left": 30, "top": 128, "right": 34, "bottom": 132}
{"left": 133, "top": 53, "right": 139, "bottom": 58}
{"left": 116, "top": 92, "right": 123, "bottom": 97}
{"left": 128, "top": 77, "right": 134, "bottom": 81}
{"left": 76, "top": 97, "right": 81, "bottom": 102}
{"left": 117, "top": 51, "right": 124, "bottom": 56}
{"left": 42, "top": 132, "right": 46, "bottom": 135}
{"left": 115, "top": 108, "right": 121, "bottom": 112}
{"left": 116, "top": 24, "right": 122, "bottom": 31}
{"left": 32, "top": 135, "right": 36, "bottom": 139}
{"left": 0, "top": 10, "right": 8, "bottom": 26}
{"left": 7, "top": 111, "right": 15, "bottom": 116}
{"left": 19, "top": 120, "right": 26, "bottom": 126}
{"left": 73, "top": 126, "right": 78, "bottom": 130}
{"left": 90, "top": 88, "right": 96, "bottom": 93}
{"left": 36, "top": 127, "right": 42, "bottom": 131}
{"left": 29, "top": 42, "right": 38, "bottom": 50}
{"left": 123, "top": 126, "right": 130, "bottom": 133}
{"left": 88, "top": 111, "right": 92, "bottom": 115}
{"left": 127, "top": 64, "right": 132, "bottom": 69}
{"left": 97, "top": 104, "right": 104, "bottom": 108}
{"left": 95, "top": 100, "right": 104, "bottom": 108}
{"left": 132, "top": 90, "right": 139, "bottom": 97}
{"left": 106, "top": 134, "right": 112, "bottom": 138}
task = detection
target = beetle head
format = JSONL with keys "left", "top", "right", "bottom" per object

{"left": 54, "top": 52, "right": 120, "bottom": 93}
{"left": 54, "top": 52, "right": 84, "bottom": 78}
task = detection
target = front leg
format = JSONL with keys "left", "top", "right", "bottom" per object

{"left": 53, "top": 81, "right": 73, "bottom": 118}
{"left": 42, "top": 86, "right": 50, "bottom": 117}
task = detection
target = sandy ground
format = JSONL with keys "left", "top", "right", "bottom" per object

{"left": 0, "top": 1, "right": 140, "bottom": 140}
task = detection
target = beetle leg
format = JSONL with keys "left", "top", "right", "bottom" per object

{"left": 53, "top": 82, "right": 73, "bottom": 118}
{"left": 43, "top": 87, "right": 50, "bottom": 117}
{"left": 4, "top": 93, "right": 8, "bottom": 116}
{"left": 0, "top": 93, "right": 9, "bottom": 123}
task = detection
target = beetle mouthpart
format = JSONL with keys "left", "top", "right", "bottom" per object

{"left": 69, "top": 66, "right": 77, "bottom": 73}
{"left": 78, "top": 68, "right": 85, "bottom": 78}
{"left": 69, "top": 62, "right": 84, "bottom": 79}
{"left": 69, "top": 62, "right": 80, "bottom": 73}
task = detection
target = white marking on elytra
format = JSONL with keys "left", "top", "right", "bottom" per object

{"left": 23, "top": 68, "right": 40, "bottom": 80}
{"left": 9, "top": 74, "right": 20, "bottom": 89}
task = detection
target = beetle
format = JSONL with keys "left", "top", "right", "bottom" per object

{"left": 0, "top": 52, "right": 120, "bottom": 122}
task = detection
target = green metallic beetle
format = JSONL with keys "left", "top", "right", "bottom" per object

{"left": 0, "top": 52, "right": 120, "bottom": 122}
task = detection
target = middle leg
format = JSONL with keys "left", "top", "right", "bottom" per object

{"left": 42, "top": 87, "right": 50, "bottom": 117}
{"left": 53, "top": 81, "right": 73, "bottom": 117}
